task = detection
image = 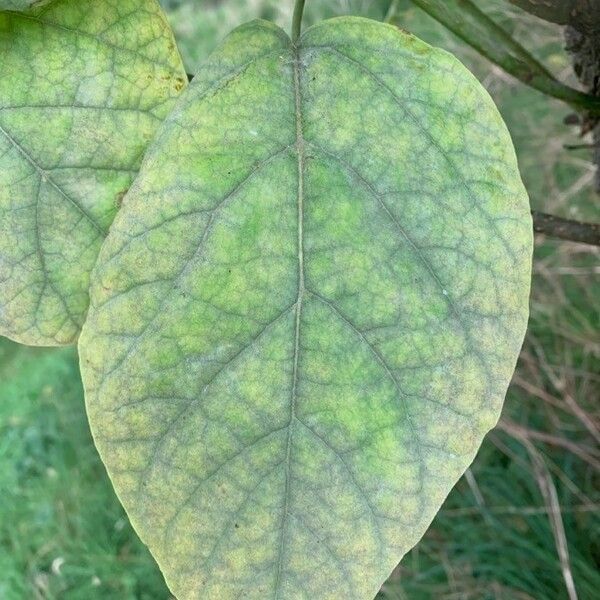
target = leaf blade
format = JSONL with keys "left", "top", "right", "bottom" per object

{"left": 80, "top": 17, "right": 532, "bottom": 599}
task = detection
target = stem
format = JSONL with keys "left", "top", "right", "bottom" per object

{"left": 291, "top": 0, "right": 306, "bottom": 43}
{"left": 384, "top": 0, "right": 400, "bottom": 23}
{"left": 532, "top": 211, "right": 600, "bottom": 246}
{"left": 564, "top": 143, "right": 595, "bottom": 150}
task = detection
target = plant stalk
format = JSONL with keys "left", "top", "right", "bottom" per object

{"left": 532, "top": 211, "right": 600, "bottom": 246}
{"left": 384, "top": 0, "right": 400, "bottom": 23}
{"left": 291, "top": 0, "right": 307, "bottom": 43}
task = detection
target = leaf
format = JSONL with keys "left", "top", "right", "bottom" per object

{"left": 0, "top": 0, "right": 186, "bottom": 345}
{"left": 0, "top": 0, "right": 53, "bottom": 11}
{"left": 79, "top": 17, "right": 533, "bottom": 599}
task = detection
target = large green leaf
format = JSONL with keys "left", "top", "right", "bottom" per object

{"left": 0, "top": 0, "right": 186, "bottom": 345}
{"left": 79, "top": 17, "right": 533, "bottom": 599}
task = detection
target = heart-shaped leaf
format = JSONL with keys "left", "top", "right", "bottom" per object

{"left": 0, "top": 0, "right": 186, "bottom": 345}
{"left": 79, "top": 17, "right": 532, "bottom": 599}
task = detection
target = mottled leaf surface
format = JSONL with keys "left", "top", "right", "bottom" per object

{"left": 79, "top": 17, "right": 532, "bottom": 600}
{"left": 0, "top": 0, "right": 186, "bottom": 345}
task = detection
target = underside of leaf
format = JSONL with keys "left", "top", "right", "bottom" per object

{"left": 79, "top": 17, "right": 532, "bottom": 600}
{"left": 0, "top": 0, "right": 186, "bottom": 345}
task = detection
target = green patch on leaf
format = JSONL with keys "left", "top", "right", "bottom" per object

{"left": 79, "top": 17, "right": 532, "bottom": 600}
{"left": 0, "top": 0, "right": 186, "bottom": 346}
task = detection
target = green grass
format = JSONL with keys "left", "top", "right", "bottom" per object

{"left": 1, "top": 1, "right": 599, "bottom": 598}
{"left": 0, "top": 343, "right": 170, "bottom": 599}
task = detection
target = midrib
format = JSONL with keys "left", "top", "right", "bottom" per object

{"left": 274, "top": 41, "right": 306, "bottom": 598}
{"left": 0, "top": 122, "right": 106, "bottom": 235}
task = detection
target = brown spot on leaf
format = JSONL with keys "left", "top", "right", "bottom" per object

{"left": 175, "top": 77, "right": 185, "bottom": 92}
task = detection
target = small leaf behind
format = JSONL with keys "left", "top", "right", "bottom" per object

{"left": 0, "top": 0, "right": 186, "bottom": 345}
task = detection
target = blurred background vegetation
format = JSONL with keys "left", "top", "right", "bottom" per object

{"left": 1, "top": 1, "right": 598, "bottom": 598}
